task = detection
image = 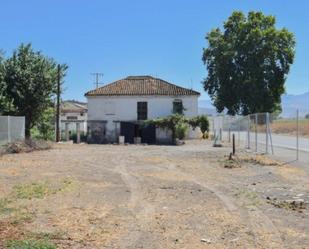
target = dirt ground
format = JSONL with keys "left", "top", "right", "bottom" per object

{"left": 0, "top": 140, "right": 308, "bottom": 249}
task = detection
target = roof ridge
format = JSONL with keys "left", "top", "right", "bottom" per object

{"left": 85, "top": 76, "right": 200, "bottom": 97}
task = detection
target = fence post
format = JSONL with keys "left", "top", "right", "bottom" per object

{"left": 228, "top": 128, "right": 231, "bottom": 143}
{"left": 255, "top": 113, "right": 258, "bottom": 152}
{"left": 7, "top": 116, "right": 11, "bottom": 143}
{"left": 296, "top": 109, "right": 299, "bottom": 161}
{"left": 232, "top": 134, "right": 235, "bottom": 155}
{"left": 238, "top": 120, "right": 240, "bottom": 146}
{"left": 212, "top": 118, "right": 215, "bottom": 139}
{"left": 247, "top": 115, "right": 251, "bottom": 149}
{"left": 266, "top": 113, "right": 269, "bottom": 154}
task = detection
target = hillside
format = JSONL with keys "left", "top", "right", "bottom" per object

{"left": 199, "top": 92, "right": 309, "bottom": 118}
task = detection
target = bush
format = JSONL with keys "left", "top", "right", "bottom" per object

{"left": 305, "top": 114, "right": 309, "bottom": 119}
{"left": 69, "top": 131, "right": 87, "bottom": 143}
{"left": 175, "top": 122, "right": 188, "bottom": 140}
{"left": 31, "top": 107, "right": 55, "bottom": 141}
{"left": 188, "top": 115, "right": 209, "bottom": 138}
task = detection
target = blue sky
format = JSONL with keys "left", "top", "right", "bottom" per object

{"left": 1, "top": 0, "right": 308, "bottom": 101}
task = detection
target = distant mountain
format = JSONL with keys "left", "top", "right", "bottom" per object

{"left": 281, "top": 92, "right": 309, "bottom": 118}
{"left": 198, "top": 92, "right": 309, "bottom": 118}
{"left": 198, "top": 99, "right": 217, "bottom": 116}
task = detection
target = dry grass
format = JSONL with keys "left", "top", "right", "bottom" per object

{"left": 251, "top": 119, "right": 309, "bottom": 137}
{"left": 222, "top": 153, "right": 281, "bottom": 168}
{"left": 239, "top": 154, "right": 282, "bottom": 166}
{"left": 0, "top": 139, "right": 52, "bottom": 155}
{"left": 270, "top": 119, "right": 309, "bottom": 137}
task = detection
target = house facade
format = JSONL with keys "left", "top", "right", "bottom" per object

{"left": 85, "top": 76, "right": 200, "bottom": 144}
{"left": 60, "top": 100, "right": 87, "bottom": 139}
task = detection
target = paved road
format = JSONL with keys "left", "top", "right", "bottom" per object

{"left": 222, "top": 131, "right": 309, "bottom": 163}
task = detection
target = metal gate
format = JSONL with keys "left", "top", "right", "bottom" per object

{"left": 120, "top": 122, "right": 135, "bottom": 143}
{"left": 141, "top": 124, "right": 156, "bottom": 144}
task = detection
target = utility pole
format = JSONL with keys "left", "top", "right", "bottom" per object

{"left": 91, "top": 73, "right": 104, "bottom": 88}
{"left": 56, "top": 64, "right": 61, "bottom": 142}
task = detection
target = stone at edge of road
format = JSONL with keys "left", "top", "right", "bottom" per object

{"left": 201, "top": 238, "right": 211, "bottom": 244}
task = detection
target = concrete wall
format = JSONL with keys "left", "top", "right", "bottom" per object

{"left": 87, "top": 95, "right": 199, "bottom": 142}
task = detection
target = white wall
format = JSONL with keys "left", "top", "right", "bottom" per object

{"left": 87, "top": 95, "right": 198, "bottom": 120}
{"left": 87, "top": 95, "right": 199, "bottom": 141}
{"left": 60, "top": 112, "right": 88, "bottom": 134}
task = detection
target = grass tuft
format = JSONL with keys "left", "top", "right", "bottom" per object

{"left": 5, "top": 239, "right": 57, "bottom": 249}
{"left": 13, "top": 183, "right": 51, "bottom": 200}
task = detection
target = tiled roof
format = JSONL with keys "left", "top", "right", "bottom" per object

{"left": 61, "top": 100, "right": 87, "bottom": 113}
{"left": 85, "top": 76, "right": 200, "bottom": 97}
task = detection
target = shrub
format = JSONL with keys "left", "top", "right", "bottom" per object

{"left": 145, "top": 114, "right": 186, "bottom": 144}
{"left": 69, "top": 131, "right": 87, "bottom": 143}
{"left": 188, "top": 115, "right": 209, "bottom": 138}
{"left": 175, "top": 122, "right": 188, "bottom": 140}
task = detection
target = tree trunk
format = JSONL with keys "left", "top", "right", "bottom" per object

{"left": 25, "top": 118, "right": 31, "bottom": 139}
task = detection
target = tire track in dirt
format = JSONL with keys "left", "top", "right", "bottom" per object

{"left": 108, "top": 156, "right": 157, "bottom": 249}
{"left": 158, "top": 159, "right": 284, "bottom": 248}
{"left": 67, "top": 156, "right": 157, "bottom": 248}
{"left": 44, "top": 146, "right": 284, "bottom": 248}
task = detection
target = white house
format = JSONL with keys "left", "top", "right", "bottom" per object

{"left": 85, "top": 76, "right": 200, "bottom": 144}
{"left": 60, "top": 100, "right": 87, "bottom": 140}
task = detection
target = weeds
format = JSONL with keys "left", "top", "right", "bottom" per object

{"left": 266, "top": 197, "right": 307, "bottom": 211}
{"left": 221, "top": 154, "right": 241, "bottom": 169}
{"left": 13, "top": 179, "right": 74, "bottom": 200}
{"left": 234, "top": 189, "right": 261, "bottom": 207}
{"left": 27, "top": 231, "right": 66, "bottom": 241}
{"left": 13, "top": 183, "right": 52, "bottom": 200}
{"left": 239, "top": 154, "right": 282, "bottom": 166}
{"left": 5, "top": 239, "right": 57, "bottom": 249}
{"left": 0, "top": 198, "right": 14, "bottom": 216}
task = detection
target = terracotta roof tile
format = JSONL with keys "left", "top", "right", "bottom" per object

{"left": 85, "top": 76, "right": 200, "bottom": 96}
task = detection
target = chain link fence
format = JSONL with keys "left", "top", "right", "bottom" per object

{"left": 0, "top": 116, "right": 25, "bottom": 145}
{"left": 211, "top": 111, "right": 309, "bottom": 163}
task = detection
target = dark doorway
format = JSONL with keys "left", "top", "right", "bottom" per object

{"left": 141, "top": 124, "right": 156, "bottom": 144}
{"left": 120, "top": 122, "right": 135, "bottom": 143}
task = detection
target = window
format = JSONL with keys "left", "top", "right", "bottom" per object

{"left": 67, "top": 116, "right": 78, "bottom": 120}
{"left": 137, "top": 102, "right": 147, "bottom": 120}
{"left": 173, "top": 99, "right": 183, "bottom": 114}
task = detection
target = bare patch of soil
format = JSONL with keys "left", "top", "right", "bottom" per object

{"left": 0, "top": 141, "right": 308, "bottom": 248}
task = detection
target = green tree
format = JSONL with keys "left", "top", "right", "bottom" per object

{"left": 0, "top": 52, "right": 13, "bottom": 113}
{"left": 3, "top": 44, "right": 67, "bottom": 138}
{"left": 305, "top": 114, "right": 309, "bottom": 119}
{"left": 31, "top": 106, "right": 55, "bottom": 140}
{"left": 202, "top": 11, "right": 295, "bottom": 115}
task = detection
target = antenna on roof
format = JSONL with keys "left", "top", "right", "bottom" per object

{"left": 190, "top": 78, "right": 194, "bottom": 90}
{"left": 91, "top": 73, "right": 104, "bottom": 89}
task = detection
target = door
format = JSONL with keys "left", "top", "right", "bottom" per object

{"left": 141, "top": 124, "right": 156, "bottom": 144}
{"left": 120, "top": 122, "right": 135, "bottom": 144}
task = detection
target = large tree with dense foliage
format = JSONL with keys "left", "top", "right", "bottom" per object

{"left": 0, "top": 53, "right": 13, "bottom": 113}
{"left": 202, "top": 11, "right": 295, "bottom": 115}
{"left": 3, "top": 44, "right": 67, "bottom": 137}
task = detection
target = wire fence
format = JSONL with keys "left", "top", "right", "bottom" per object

{"left": 0, "top": 116, "right": 25, "bottom": 145}
{"left": 211, "top": 111, "right": 309, "bottom": 163}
